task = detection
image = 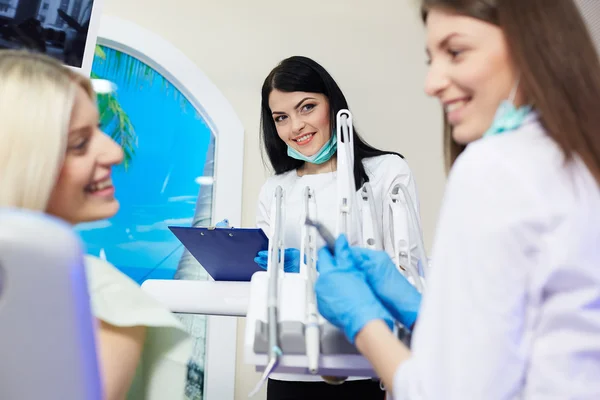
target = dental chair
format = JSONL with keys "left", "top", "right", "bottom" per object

{"left": 0, "top": 209, "right": 102, "bottom": 399}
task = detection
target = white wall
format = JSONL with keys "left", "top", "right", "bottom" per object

{"left": 101, "top": 0, "right": 445, "bottom": 398}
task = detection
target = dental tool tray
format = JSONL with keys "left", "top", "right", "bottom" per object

{"left": 245, "top": 271, "right": 378, "bottom": 377}
{"left": 168, "top": 226, "right": 268, "bottom": 281}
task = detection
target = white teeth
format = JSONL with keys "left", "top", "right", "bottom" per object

{"left": 445, "top": 101, "right": 467, "bottom": 113}
{"left": 295, "top": 133, "right": 313, "bottom": 143}
{"left": 88, "top": 178, "right": 112, "bottom": 192}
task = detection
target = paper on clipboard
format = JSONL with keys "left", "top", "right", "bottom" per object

{"left": 168, "top": 226, "right": 269, "bottom": 282}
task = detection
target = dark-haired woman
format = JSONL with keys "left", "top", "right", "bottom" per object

{"left": 254, "top": 55, "right": 423, "bottom": 400}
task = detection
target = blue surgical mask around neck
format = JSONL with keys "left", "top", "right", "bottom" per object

{"left": 483, "top": 76, "right": 532, "bottom": 138}
{"left": 287, "top": 132, "right": 337, "bottom": 164}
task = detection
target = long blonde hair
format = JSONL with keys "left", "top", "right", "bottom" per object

{"left": 0, "top": 50, "right": 94, "bottom": 210}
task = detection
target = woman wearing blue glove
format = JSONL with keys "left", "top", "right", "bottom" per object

{"left": 315, "top": 1, "right": 600, "bottom": 399}
{"left": 255, "top": 56, "right": 422, "bottom": 399}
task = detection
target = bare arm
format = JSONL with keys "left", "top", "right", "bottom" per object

{"left": 96, "top": 320, "right": 146, "bottom": 400}
{"left": 354, "top": 320, "right": 411, "bottom": 393}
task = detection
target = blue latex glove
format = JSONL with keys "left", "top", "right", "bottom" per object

{"left": 254, "top": 248, "right": 301, "bottom": 273}
{"left": 215, "top": 219, "right": 231, "bottom": 228}
{"left": 351, "top": 247, "right": 422, "bottom": 329}
{"left": 315, "top": 235, "right": 394, "bottom": 344}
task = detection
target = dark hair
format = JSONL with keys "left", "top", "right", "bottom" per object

{"left": 260, "top": 56, "right": 403, "bottom": 189}
{"left": 421, "top": 0, "right": 600, "bottom": 185}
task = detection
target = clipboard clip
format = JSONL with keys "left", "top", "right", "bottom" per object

{"left": 208, "top": 218, "right": 232, "bottom": 230}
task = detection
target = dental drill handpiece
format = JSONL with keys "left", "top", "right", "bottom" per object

{"left": 390, "top": 183, "right": 427, "bottom": 292}
{"left": 301, "top": 187, "right": 320, "bottom": 375}
{"left": 305, "top": 217, "right": 336, "bottom": 255}
{"left": 267, "top": 186, "right": 285, "bottom": 363}
{"left": 336, "top": 110, "right": 355, "bottom": 239}
{"left": 395, "top": 182, "right": 429, "bottom": 281}
{"left": 249, "top": 186, "right": 285, "bottom": 397}
{"left": 304, "top": 217, "right": 349, "bottom": 386}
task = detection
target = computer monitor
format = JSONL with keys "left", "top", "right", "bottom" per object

{"left": 0, "top": 0, "right": 104, "bottom": 75}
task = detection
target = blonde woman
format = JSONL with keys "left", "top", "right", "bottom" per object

{"left": 0, "top": 50, "right": 192, "bottom": 400}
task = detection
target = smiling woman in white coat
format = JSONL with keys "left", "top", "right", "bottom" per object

{"left": 314, "top": 1, "right": 600, "bottom": 399}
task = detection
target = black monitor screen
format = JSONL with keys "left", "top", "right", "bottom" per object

{"left": 0, "top": 0, "right": 96, "bottom": 68}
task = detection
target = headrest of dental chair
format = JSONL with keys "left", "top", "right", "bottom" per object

{"left": 0, "top": 209, "right": 102, "bottom": 400}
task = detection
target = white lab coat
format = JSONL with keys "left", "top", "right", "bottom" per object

{"left": 257, "top": 154, "right": 421, "bottom": 256}
{"left": 393, "top": 117, "right": 600, "bottom": 399}
{"left": 256, "top": 153, "right": 422, "bottom": 382}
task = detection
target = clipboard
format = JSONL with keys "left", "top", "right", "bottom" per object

{"left": 169, "top": 226, "right": 269, "bottom": 282}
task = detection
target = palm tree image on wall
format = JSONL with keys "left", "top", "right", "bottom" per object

{"left": 89, "top": 44, "right": 215, "bottom": 400}
{"left": 92, "top": 45, "right": 137, "bottom": 169}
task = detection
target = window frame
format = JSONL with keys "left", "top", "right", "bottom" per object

{"left": 96, "top": 15, "right": 244, "bottom": 400}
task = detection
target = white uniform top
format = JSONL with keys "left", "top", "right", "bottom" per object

{"left": 85, "top": 256, "right": 192, "bottom": 400}
{"left": 256, "top": 154, "right": 421, "bottom": 381}
{"left": 393, "top": 117, "right": 600, "bottom": 399}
